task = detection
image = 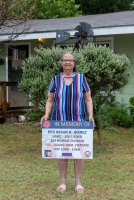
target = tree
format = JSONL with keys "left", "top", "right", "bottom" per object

{"left": 35, "top": 0, "right": 82, "bottom": 19}
{"left": 19, "top": 44, "right": 131, "bottom": 144}
{"left": 75, "top": 0, "right": 134, "bottom": 15}
{"left": 76, "top": 44, "right": 131, "bottom": 143}
{"left": 0, "top": 0, "right": 37, "bottom": 43}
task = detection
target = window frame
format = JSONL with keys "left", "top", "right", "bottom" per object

{"left": 53, "top": 36, "right": 114, "bottom": 50}
{"left": 95, "top": 36, "right": 114, "bottom": 50}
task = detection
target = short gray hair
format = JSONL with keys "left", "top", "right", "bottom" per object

{"left": 59, "top": 52, "right": 77, "bottom": 72}
{"left": 60, "top": 52, "right": 77, "bottom": 62}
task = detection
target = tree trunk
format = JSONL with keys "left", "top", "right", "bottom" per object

{"left": 96, "top": 128, "right": 103, "bottom": 145}
{"left": 94, "top": 120, "right": 103, "bottom": 145}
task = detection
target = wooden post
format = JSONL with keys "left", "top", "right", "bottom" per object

{"left": 1, "top": 82, "right": 7, "bottom": 122}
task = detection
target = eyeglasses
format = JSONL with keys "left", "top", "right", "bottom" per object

{"left": 61, "top": 59, "right": 74, "bottom": 62}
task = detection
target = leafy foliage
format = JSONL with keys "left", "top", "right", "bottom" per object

{"left": 19, "top": 44, "right": 131, "bottom": 127}
{"left": 75, "top": 0, "right": 134, "bottom": 15}
{"left": 0, "top": 0, "right": 38, "bottom": 45}
{"left": 129, "top": 96, "right": 134, "bottom": 120}
{"left": 76, "top": 44, "right": 131, "bottom": 127}
{"left": 19, "top": 46, "right": 74, "bottom": 107}
{"left": 24, "top": 108, "right": 43, "bottom": 121}
{"left": 35, "top": 0, "right": 82, "bottom": 19}
{"left": 97, "top": 101, "right": 133, "bottom": 128}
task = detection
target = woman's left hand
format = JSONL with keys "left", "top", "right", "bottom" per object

{"left": 89, "top": 115, "right": 94, "bottom": 128}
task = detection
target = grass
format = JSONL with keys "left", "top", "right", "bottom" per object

{"left": 0, "top": 123, "right": 134, "bottom": 200}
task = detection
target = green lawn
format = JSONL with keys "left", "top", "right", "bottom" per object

{"left": 0, "top": 123, "right": 134, "bottom": 200}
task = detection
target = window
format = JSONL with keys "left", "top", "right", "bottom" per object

{"left": 53, "top": 36, "right": 114, "bottom": 50}
{"left": 8, "top": 45, "right": 29, "bottom": 91}
{"left": 95, "top": 36, "right": 114, "bottom": 50}
{"left": 53, "top": 39, "right": 76, "bottom": 48}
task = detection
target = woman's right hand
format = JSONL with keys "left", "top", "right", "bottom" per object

{"left": 40, "top": 114, "right": 49, "bottom": 126}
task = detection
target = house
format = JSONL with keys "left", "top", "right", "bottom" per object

{"left": 0, "top": 10, "right": 134, "bottom": 108}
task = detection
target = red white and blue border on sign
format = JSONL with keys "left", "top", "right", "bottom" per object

{"left": 42, "top": 121, "right": 93, "bottom": 159}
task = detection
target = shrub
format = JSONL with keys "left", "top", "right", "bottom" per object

{"left": 97, "top": 101, "right": 133, "bottom": 128}
{"left": 24, "top": 108, "right": 43, "bottom": 121}
{"left": 19, "top": 44, "right": 131, "bottom": 126}
{"left": 129, "top": 96, "right": 134, "bottom": 121}
{"left": 110, "top": 106, "right": 133, "bottom": 128}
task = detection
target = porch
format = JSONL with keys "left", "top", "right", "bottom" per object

{"left": 0, "top": 81, "right": 32, "bottom": 123}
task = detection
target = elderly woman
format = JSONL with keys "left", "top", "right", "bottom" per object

{"left": 41, "top": 52, "right": 93, "bottom": 193}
